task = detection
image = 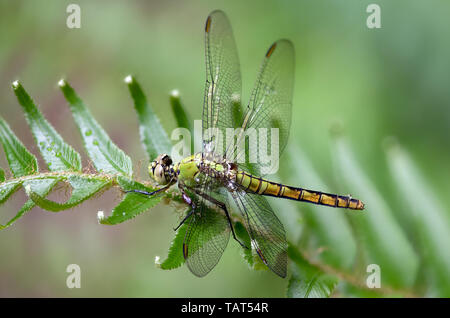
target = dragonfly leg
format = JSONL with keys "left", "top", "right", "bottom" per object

{"left": 174, "top": 209, "right": 194, "bottom": 231}
{"left": 173, "top": 191, "right": 196, "bottom": 231}
{"left": 189, "top": 188, "right": 249, "bottom": 250}
{"left": 223, "top": 207, "right": 249, "bottom": 249}
{"left": 125, "top": 183, "right": 172, "bottom": 196}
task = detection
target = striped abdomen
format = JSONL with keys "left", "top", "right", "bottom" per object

{"left": 235, "top": 171, "right": 365, "bottom": 210}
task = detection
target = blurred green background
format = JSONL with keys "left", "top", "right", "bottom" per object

{"left": 1, "top": 0, "right": 449, "bottom": 297}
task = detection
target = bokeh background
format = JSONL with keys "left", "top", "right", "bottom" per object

{"left": 0, "top": 0, "right": 449, "bottom": 297}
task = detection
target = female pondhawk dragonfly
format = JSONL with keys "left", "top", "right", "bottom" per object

{"left": 129, "top": 10, "right": 364, "bottom": 278}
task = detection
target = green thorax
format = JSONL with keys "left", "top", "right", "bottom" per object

{"left": 174, "top": 152, "right": 228, "bottom": 188}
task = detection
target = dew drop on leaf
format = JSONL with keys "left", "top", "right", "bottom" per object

{"left": 85, "top": 130, "right": 92, "bottom": 136}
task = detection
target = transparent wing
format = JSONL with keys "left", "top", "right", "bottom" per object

{"left": 227, "top": 40, "right": 295, "bottom": 175}
{"left": 231, "top": 190, "right": 287, "bottom": 278}
{"left": 202, "top": 10, "right": 242, "bottom": 154}
{"left": 182, "top": 183, "right": 231, "bottom": 277}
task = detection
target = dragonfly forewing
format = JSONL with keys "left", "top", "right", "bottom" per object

{"left": 227, "top": 39, "right": 295, "bottom": 174}
{"left": 203, "top": 10, "right": 242, "bottom": 155}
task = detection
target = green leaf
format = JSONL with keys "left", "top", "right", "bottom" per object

{"left": 331, "top": 136, "right": 419, "bottom": 288}
{"left": 1, "top": 200, "right": 34, "bottom": 230}
{"left": 287, "top": 275, "right": 337, "bottom": 298}
{"left": 59, "top": 79, "right": 132, "bottom": 177}
{"left": 287, "top": 243, "right": 338, "bottom": 298}
{"left": 160, "top": 217, "right": 189, "bottom": 270}
{"left": 99, "top": 176, "right": 161, "bottom": 225}
{"left": 0, "top": 180, "right": 22, "bottom": 204}
{"left": 234, "top": 221, "right": 266, "bottom": 271}
{"left": 0, "top": 116, "right": 38, "bottom": 177}
{"left": 1, "top": 178, "right": 59, "bottom": 230}
{"left": 386, "top": 143, "right": 450, "bottom": 297}
{"left": 170, "top": 90, "right": 192, "bottom": 133}
{"left": 12, "top": 81, "right": 81, "bottom": 172}
{"left": 232, "top": 99, "right": 244, "bottom": 131}
{"left": 26, "top": 175, "right": 111, "bottom": 212}
{"left": 125, "top": 75, "right": 172, "bottom": 160}
{"left": 235, "top": 221, "right": 253, "bottom": 266}
{"left": 0, "top": 117, "right": 59, "bottom": 230}
{"left": 281, "top": 144, "right": 356, "bottom": 270}
{"left": 0, "top": 167, "right": 5, "bottom": 182}
{"left": 170, "top": 90, "right": 193, "bottom": 155}
{"left": 23, "top": 177, "right": 61, "bottom": 200}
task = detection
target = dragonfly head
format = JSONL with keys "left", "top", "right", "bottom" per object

{"left": 149, "top": 154, "right": 174, "bottom": 185}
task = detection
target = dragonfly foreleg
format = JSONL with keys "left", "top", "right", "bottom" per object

{"left": 125, "top": 183, "right": 172, "bottom": 196}
{"left": 188, "top": 187, "right": 249, "bottom": 250}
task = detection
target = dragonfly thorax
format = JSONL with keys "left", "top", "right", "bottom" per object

{"left": 170, "top": 152, "right": 238, "bottom": 190}
{"left": 200, "top": 153, "right": 237, "bottom": 177}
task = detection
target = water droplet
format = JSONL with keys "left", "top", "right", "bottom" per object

{"left": 93, "top": 140, "right": 99, "bottom": 146}
{"left": 122, "top": 212, "right": 126, "bottom": 216}
{"left": 85, "top": 130, "right": 92, "bottom": 137}
{"left": 55, "top": 152, "right": 61, "bottom": 157}
{"left": 47, "top": 147, "right": 53, "bottom": 152}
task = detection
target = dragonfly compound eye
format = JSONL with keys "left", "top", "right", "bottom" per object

{"left": 148, "top": 154, "right": 173, "bottom": 185}
{"left": 149, "top": 163, "right": 169, "bottom": 185}
{"left": 160, "top": 154, "right": 173, "bottom": 166}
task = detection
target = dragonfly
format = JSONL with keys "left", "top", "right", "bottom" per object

{"left": 129, "top": 10, "right": 364, "bottom": 278}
